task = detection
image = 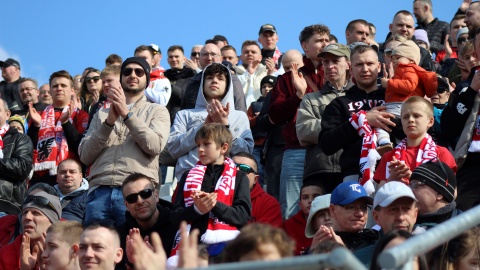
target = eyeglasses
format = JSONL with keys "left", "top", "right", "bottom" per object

{"left": 409, "top": 180, "right": 427, "bottom": 189}
{"left": 384, "top": 48, "right": 393, "bottom": 56}
{"left": 236, "top": 164, "right": 257, "bottom": 175}
{"left": 191, "top": 52, "right": 201, "bottom": 57}
{"left": 85, "top": 76, "right": 101, "bottom": 83}
{"left": 457, "top": 37, "right": 467, "bottom": 44}
{"left": 20, "top": 87, "right": 36, "bottom": 92}
{"left": 339, "top": 204, "right": 369, "bottom": 213}
{"left": 122, "top": 68, "right": 145, "bottom": 77}
{"left": 124, "top": 189, "right": 154, "bottom": 204}
{"left": 23, "top": 195, "right": 58, "bottom": 213}
{"left": 201, "top": 52, "right": 220, "bottom": 58}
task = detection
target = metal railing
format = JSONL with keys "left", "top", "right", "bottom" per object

{"left": 379, "top": 204, "right": 480, "bottom": 269}
{"left": 184, "top": 246, "right": 367, "bottom": 270}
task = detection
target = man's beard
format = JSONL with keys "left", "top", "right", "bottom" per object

{"left": 123, "top": 86, "right": 144, "bottom": 94}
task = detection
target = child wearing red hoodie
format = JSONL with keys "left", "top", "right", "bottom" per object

{"left": 377, "top": 39, "right": 438, "bottom": 154}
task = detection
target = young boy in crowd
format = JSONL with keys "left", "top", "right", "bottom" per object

{"left": 374, "top": 96, "right": 456, "bottom": 184}
{"left": 169, "top": 123, "right": 251, "bottom": 264}
{"left": 377, "top": 40, "right": 438, "bottom": 154}
{"left": 247, "top": 75, "right": 277, "bottom": 185}
{"left": 41, "top": 221, "right": 83, "bottom": 270}
{"left": 167, "top": 63, "right": 253, "bottom": 181}
{"left": 282, "top": 182, "right": 324, "bottom": 255}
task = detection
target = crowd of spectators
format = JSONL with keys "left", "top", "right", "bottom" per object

{"left": 1, "top": 0, "right": 480, "bottom": 269}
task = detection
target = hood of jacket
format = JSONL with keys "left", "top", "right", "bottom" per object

{"left": 195, "top": 63, "right": 234, "bottom": 109}
{"left": 55, "top": 178, "right": 89, "bottom": 200}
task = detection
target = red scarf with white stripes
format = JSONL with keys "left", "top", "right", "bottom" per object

{"left": 468, "top": 112, "right": 480, "bottom": 152}
{"left": 170, "top": 157, "right": 239, "bottom": 257}
{"left": 34, "top": 105, "right": 78, "bottom": 175}
{"left": 349, "top": 110, "right": 381, "bottom": 185}
{"left": 393, "top": 133, "right": 437, "bottom": 169}
{"left": 0, "top": 124, "right": 10, "bottom": 159}
{"left": 272, "top": 47, "right": 282, "bottom": 70}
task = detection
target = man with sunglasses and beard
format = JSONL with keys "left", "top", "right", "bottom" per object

{"left": 232, "top": 152, "right": 282, "bottom": 228}
{"left": 79, "top": 57, "right": 170, "bottom": 227}
{"left": 116, "top": 173, "right": 175, "bottom": 270}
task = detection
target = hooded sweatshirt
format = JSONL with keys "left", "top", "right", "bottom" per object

{"left": 54, "top": 178, "right": 89, "bottom": 222}
{"left": 167, "top": 64, "right": 254, "bottom": 180}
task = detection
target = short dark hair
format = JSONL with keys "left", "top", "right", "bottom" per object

{"left": 134, "top": 45, "right": 154, "bottom": 58}
{"left": 168, "top": 45, "right": 184, "bottom": 54}
{"left": 346, "top": 19, "right": 369, "bottom": 33}
{"left": 49, "top": 70, "right": 74, "bottom": 88}
{"left": 232, "top": 152, "right": 258, "bottom": 172}
{"left": 203, "top": 62, "right": 230, "bottom": 92}
{"left": 329, "top": 34, "right": 338, "bottom": 43}
{"left": 299, "top": 24, "right": 330, "bottom": 44}
{"left": 18, "top": 78, "right": 38, "bottom": 89}
{"left": 205, "top": 39, "right": 216, "bottom": 45}
{"left": 195, "top": 123, "right": 233, "bottom": 157}
{"left": 105, "top": 54, "right": 123, "bottom": 66}
{"left": 451, "top": 14, "right": 466, "bottom": 26}
{"left": 393, "top": 10, "right": 414, "bottom": 21}
{"left": 57, "top": 158, "right": 82, "bottom": 173}
{"left": 300, "top": 181, "right": 325, "bottom": 197}
{"left": 121, "top": 172, "right": 157, "bottom": 195}
{"left": 221, "top": 45, "right": 238, "bottom": 55}
{"left": 241, "top": 40, "right": 261, "bottom": 52}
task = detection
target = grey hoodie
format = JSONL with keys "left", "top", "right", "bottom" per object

{"left": 167, "top": 63, "right": 254, "bottom": 180}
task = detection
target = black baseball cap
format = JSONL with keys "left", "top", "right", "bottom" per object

{"left": 259, "top": 24, "right": 277, "bottom": 35}
{"left": 0, "top": 58, "right": 20, "bottom": 69}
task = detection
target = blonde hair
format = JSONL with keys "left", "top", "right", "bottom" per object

{"left": 46, "top": 220, "right": 83, "bottom": 246}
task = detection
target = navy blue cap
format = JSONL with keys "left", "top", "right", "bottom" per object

{"left": 331, "top": 181, "right": 373, "bottom": 205}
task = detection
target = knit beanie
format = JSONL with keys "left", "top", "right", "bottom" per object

{"left": 8, "top": 115, "right": 26, "bottom": 133}
{"left": 260, "top": 75, "right": 277, "bottom": 89}
{"left": 457, "top": 27, "right": 469, "bottom": 42}
{"left": 120, "top": 57, "right": 151, "bottom": 87}
{"left": 414, "top": 29, "right": 430, "bottom": 48}
{"left": 23, "top": 190, "right": 62, "bottom": 223}
{"left": 410, "top": 161, "right": 456, "bottom": 203}
{"left": 392, "top": 40, "right": 421, "bottom": 65}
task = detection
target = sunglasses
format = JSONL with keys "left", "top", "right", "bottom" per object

{"left": 384, "top": 48, "right": 393, "bottom": 56}
{"left": 85, "top": 76, "right": 101, "bottom": 83}
{"left": 23, "top": 195, "right": 58, "bottom": 213}
{"left": 124, "top": 189, "right": 154, "bottom": 204}
{"left": 409, "top": 180, "right": 427, "bottom": 189}
{"left": 122, "top": 68, "right": 145, "bottom": 77}
{"left": 457, "top": 37, "right": 467, "bottom": 44}
{"left": 236, "top": 164, "right": 257, "bottom": 175}
{"left": 191, "top": 52, "right": 200, "bottom": 57}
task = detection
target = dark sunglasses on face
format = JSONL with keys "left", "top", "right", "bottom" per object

{"left": 384, "top": 48, "right": 393, "bottom": 56}
{"left": 23, "top": 195, "right": 58, "bottom": 213}
{"left": 85, "top": 76, "right": 101, "bottom": 83}
{"left": 191, "top": 52, "right": 200, "bottom": 57}
{"left": 457, "top": 37, "right": 467, "bottom": 44}
{"left": 122, "top": 68, "right": 145, "bottom": 77}
{"left": 125, "top": 189, "right": 154, "bottom": 204}
{"left": 236, "top": 164, "right": 257, "bottom": 175}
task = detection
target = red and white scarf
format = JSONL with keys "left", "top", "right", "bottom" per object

{"left": 272, "top": 47, "right": 282, "bottom": 70}
{"left": 170, "top": 158, "right": 239, "bottom": 257}
{"left": 34, "top": 105, "right": 78, "bottom": 175}
{"left": 350, "top": 111, "right": 381, "bottom": 186}
{"left": 468, "top": 112, "right": 480, "bottom": 152}
{"left": 389, "top": 134, "right": 437, "bottom": 179}
{"left": 0, "top": 124, "right": 10, "bottom": 159}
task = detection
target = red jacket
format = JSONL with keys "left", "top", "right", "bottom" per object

{"left": 0, "top": 235, "right": 40, "bottom": 270}
{"left": 386, "top": 63, "right": 438, "bottom": 103}
{"left": 0, "top": 215, "right": 18, "bottom": 249}
{"left": 282, "top": 210, "right": 311, "bottom": 255}
{"left": 269, "top": 57, "right": 324, "bottom": 149}
{"left": 249, "top": 183, "right": 282, "bottom": 227}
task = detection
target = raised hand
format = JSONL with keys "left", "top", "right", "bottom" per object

{"left": 131, "top": 231, "right": 166, "bottom": 270}
{"left": 265, "top": 58, "right": 276, "bottom": 75}
{"left": 178, "top": 221, "right": 200, "bottom": 269}
{"left": 28, "top": 102, "right": 42, "bottom": 127}
{"left": 206, "top": 100, "right": 229, "bottom": 125}
{"left": 292, "top": 63, "right": 307, "bottom": 98}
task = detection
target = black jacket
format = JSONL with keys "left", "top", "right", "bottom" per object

{"left": 171, "top": 164, "right": 251, "bottom": 240}
{"left": 165, "top": 68, "right": 196, "bottom": 124}
{"left": 0, "top": 128, "right": 34, "bottom": 214}
{"left": 0, "top": 79, "right": 23, "bottom": 112}
{"left": 116, "top": 200, "right": 176, "bottom": 270}
{"left": 319, "top": 85, "right": 386, "bottom": 177}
